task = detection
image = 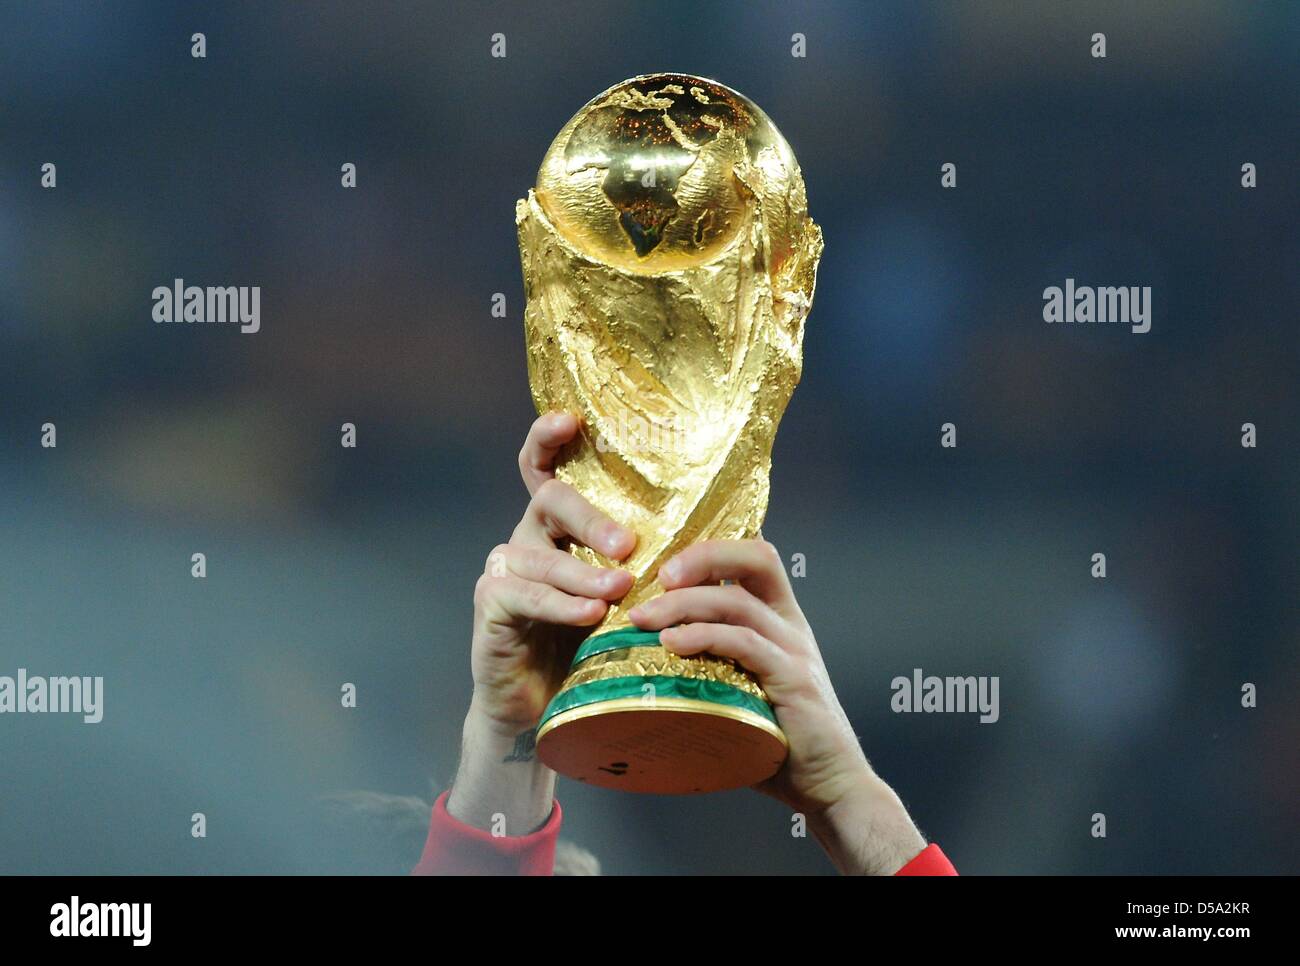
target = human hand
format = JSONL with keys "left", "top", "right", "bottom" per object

{"left": 627, "top": 539, "right": 927, "bottom": 874}
{"left": 468, "top": 413, "right": 635, "bottom": 737}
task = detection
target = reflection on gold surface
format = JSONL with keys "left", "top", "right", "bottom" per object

{"left": 535, "top": 697, "right": 790, "bottom": 751}
{"left": 518, "top": 74, "right": 823, "bottom": 642}
{"left": 566, "top": 645, "right": 771, "bottom": 701}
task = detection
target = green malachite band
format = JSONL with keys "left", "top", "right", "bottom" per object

{"left": 539, "top": 675, "right": 778, "bottom": 727}
{"left": 572, "top": 626, "right": 664, "bottom": 663}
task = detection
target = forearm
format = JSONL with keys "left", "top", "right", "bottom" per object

{"left": 809, "top": 771, "right": 928, "bottom": 876}
{"left": 445, "top": 699, "right": 557, "bottom": 835}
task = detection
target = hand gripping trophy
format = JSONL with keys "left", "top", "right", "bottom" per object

{"left": 516, "top": 74, "right": 823, "bottom": 794}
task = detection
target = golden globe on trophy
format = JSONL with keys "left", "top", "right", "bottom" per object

{"left": 517, "top": 74, "right": 823, "bottom": 794}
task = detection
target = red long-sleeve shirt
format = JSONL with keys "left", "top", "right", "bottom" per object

{"left": 411, "top": 791, "right": 957, "bottom": 876}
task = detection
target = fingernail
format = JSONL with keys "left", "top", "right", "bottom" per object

{"left": 602, "top": 523, "right": 628, "bottom": 555}
{"left": 628, "top": 603, "right": 648, "bottom": 621}
{"left": 660, "top": 559, "right": 681, "bottom": 585}
{"left": 600, "top": 570, "right": 625, "bottom": 591}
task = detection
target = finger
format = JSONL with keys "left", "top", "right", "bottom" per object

{"left": 658, "top": 539, "right": 796, "bottom": 613}
{"left": 627, "top": 585, "right": 787, "bottom": 645}
{"left": 485, "top": 544, "right": 632, "bottom": 600}
{"left": 512, "top": 478, "right": 636, "bottom": 559}
{"left": 475, "top": 574, "right": 607, "bottom": 628}
{"left": 659, "top": 622, "right": 792, "bottom": 684}
{"left": 518, "top": 412, "right": 580, "bottom": 495}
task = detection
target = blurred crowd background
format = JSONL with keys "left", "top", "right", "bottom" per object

{"left": 1, "top": 1, "right": 1296, "bottom": 874}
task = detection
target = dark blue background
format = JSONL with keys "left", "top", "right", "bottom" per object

{"left": 1, "top": 1, "right": 1296, "bottom": 874}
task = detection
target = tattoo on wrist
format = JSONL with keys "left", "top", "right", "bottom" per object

{"left": 502, "top": 727, "right": 537, "bottom": 763}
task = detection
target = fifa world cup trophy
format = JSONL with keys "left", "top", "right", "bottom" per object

{"left": 516, "top": 74, "right": 823, "bottom": 793}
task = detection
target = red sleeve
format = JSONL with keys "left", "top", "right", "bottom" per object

{"left": 894, "top": 843, "right": 958, "bottom": 876}
{"left": 410, "top": 790, "right": 561, "bottom": 876}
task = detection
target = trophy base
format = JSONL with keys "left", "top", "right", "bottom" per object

{"left": 535, "top": 628, "right": 789, "bottom": 794}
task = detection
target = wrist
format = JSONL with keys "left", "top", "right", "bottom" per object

{"left": 446, "top": 703, "right": 556, "bottom": 835}
{"left": 809, "top": 771, "right": 927, "bottom": 876}
{"left": 467, "top": 690, "right": 544, "bottom": 740}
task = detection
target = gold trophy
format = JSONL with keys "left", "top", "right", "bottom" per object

{"left": 517, "top": 74, "right": 822, "bottom": 793}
